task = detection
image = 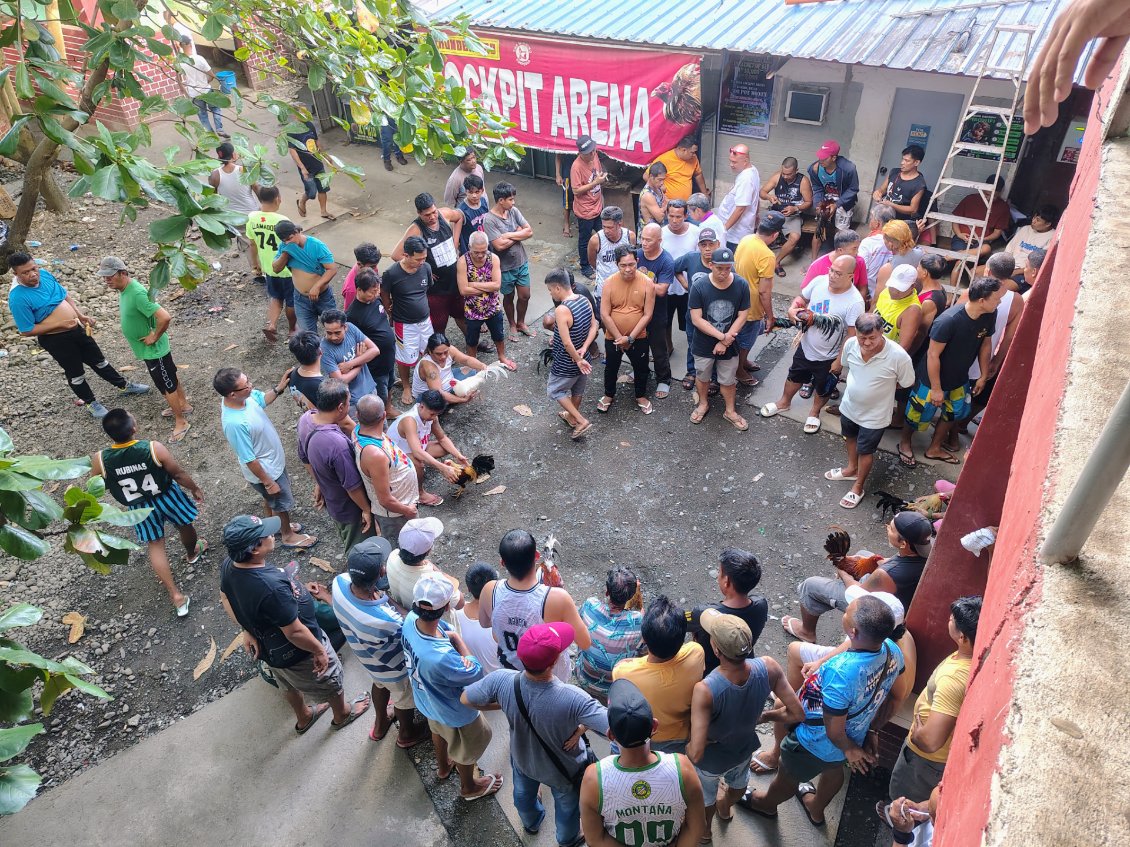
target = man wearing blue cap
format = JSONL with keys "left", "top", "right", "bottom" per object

{"left": 218, "top": 513, "right": 370, "bottom": 733}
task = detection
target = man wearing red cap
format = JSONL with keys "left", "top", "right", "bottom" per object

{"left": 806, "top": 140, "right": 860, "bottom": 258}
{"left": 463, "top": 622, "right": 608, "bottom": 847}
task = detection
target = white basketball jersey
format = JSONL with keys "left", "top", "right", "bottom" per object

{"left": 597, "top": 752, "right": 687, "bottom": 847}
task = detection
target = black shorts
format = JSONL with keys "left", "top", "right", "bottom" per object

{"left": 787, "top": 348, "right": 836, "bottom": 396}
{"left": 144, "top": 352, "right": 178, "bottom": 394}
{"left": 840, "top": 414, "right": 884, "bottom": 455}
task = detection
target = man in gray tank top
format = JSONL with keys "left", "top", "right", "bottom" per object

{"left": 687, "top": 610, "right": 803, "bottom": 837}
{"left": 478, "top": 529, "right": 592, "bottom": 682}
{"left": 587, "top": 207, "right": 636, "bottom": 300}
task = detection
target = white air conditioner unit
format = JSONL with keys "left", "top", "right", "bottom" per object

{"left": 784, "top": 89, "right": 828, "bottom": 125}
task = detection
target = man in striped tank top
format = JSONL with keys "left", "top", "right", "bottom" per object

{"left": 545, "top": 269, "right": 598, "bottom": 440}
{"left": 581, "top": 679, "right": 704, "bottom": 846}
{"left": 91, "top": 409, "right": 206, "bottom": 617}
{"left": 479, "top": 529, "right": 591, "bottom": 682}
{"left": 353, "top": 394, "right": 419, "bottom": 541}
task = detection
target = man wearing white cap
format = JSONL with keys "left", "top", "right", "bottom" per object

{"left": 825, "top": 314, "right": 915, "bottom": 509}
{"left": 385, "top": 516, "right": 463, "bottom": 625}
{"left": 402, "top": 574, "right": 504, "bottom": 801}
{"left": 873, "top": 264, "right": 923, "bottom": 353}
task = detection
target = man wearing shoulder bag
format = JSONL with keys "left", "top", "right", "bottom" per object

{"left": 463, "top": 622, "right": 608, "bottom": 847}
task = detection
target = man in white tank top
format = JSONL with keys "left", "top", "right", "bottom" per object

{"left": 580, "top": 679, "right": 704, "bottom": 847}
{"left": 478, "top": 529, "right": 592, "bottom": 683}
{"left": 588, "top": 207, "right": 636, "bottom": 299}
{"left": 387, "top": 389, "right": 469, "bottom": 508}
{"left": 353, "top": 394, "right": 419, "bottom": 541}
{"left": 210, "top": 142, "right": 262, "bottom": 278}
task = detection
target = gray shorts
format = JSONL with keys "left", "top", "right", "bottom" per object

{"left": 271, "top": 636, "right": 344, "bottom": 701}
{"left": 798, "top": 575, "right": 849, "bottom": 617}
{"left": 651, "top": 739, "right": 688, "bottom": 755}
{"left": 693, "top": 356, "right": 739, "bottom": 386}
{"left": 375, "top": 512, "right": 410, "bottom": 543}
{"left": 781, "top": 215, "right": 803, "bottom": 236}
{"left": 888, "top": 742, "right": 946, "bottom": 802}
{"left": 250, "top": 469, "right": 296, "bottom": 514}
{"left": 547, "top": 370, "right": 589, "bottom": 400}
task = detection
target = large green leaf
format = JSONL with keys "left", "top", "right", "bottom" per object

{"left": 202, "top": 15, "right": 224, "bottom": 41}
{"left": 0, "top": 686, "right": 34, "bottom": 725}
{"left": 148, "top": 215, "right": 191, "bottom": 244}
{"left": 65, "top": 526, "right": 105, "bottom": 556}
{"left": 89, "top": 165, "right": 124, "bottom": 201}
{"left": 0, "top": 641, "right": 67, "bottom": 674}
{"left": 0, "top": 605, "right": 42, "bottom": 633}
{"left": 0, "top": 662, "right": 40, "bottom": 694}
{"left": 0, "top": 428, "right": 11, "bottom": 454}
{"left": 0, "top": 524, "right": 49, "bottom": 561}
{"left": 39, "top": 676, "right": 73, "bottom": 717}
{"left": 29, "top": 72, "right": 77, "bottom": 111}
{"left": 76, "top": 552, "right": 112, "bottom": 576}
{"left": 13, "top": 63, "right": 33, "bottom": 100}
{"left": 0, "top": 724, "right": 43, "bottom": 763}
{"left": 94, "top": 530, "right": 139, "bottom": 552}
{"left": 0, "top": 763, "right": 41, "bottom": 815}
{"left": 0, "top": 470, "right": 42, "bottom": 492}
{"left": 93, "top": 503, "right": 149, "bottom": 528}
{"left": 9, "top": 455, "right": 90, "bottom": 480}
{"left": 0, "top": 116, "right": 31, "bottom": 158}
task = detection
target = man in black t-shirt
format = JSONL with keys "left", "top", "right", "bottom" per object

{"left": 873, "top": 145, "right": 928, "bottom": 222}
{"left": 689, "top": 548, "right": 769, "bottom": 674}
{"left": 899, "top": 277, "right": 1003, "bottom": 466}
{"left": 346, "top": 268, "right": 396, "bottom": 403}
{"left": 219, "top": 514, "right": 371, "bottom": 732}
{"left": 381, "top": 237, "right": 436, "bottom": 405}
{"left": 688, "top": 248, "right": 750, "bottom": 431}
{"left": 286, "top": 120, "right": 333, "bottom": 220}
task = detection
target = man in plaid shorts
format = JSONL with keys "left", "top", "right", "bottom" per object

{"left": 91, "top": 409, "right": 207, "bottom": 617}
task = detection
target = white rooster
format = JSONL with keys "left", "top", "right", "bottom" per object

{"left": 453, "top": 362, "right": 511, "bottom": 398}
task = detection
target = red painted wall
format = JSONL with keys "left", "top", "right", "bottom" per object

{"left": 931, "top": 64, "right": 1115, "bottom": 846}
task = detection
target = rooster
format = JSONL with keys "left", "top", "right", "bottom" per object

{"left": 445, "top": 454, "right": 495, "bottom": 498}
{"left": 453, "top": 363, "right": 510, "bottom": 398}
{"left": 874, "top": 490, "right": 950, "bottom": 522}
{"left": 824, "top": 526, "right": 882, "bottom": 579}
{"left": 773, "top": 310, "right": 845, "bottom": 343}
{"left": 651, "top": 62, "right": 702, "bottom": 126}
{"left": 536, "top": 347, "right": 554, "bottom": 376}
{"left": 538, "top": 534, "right": 564, "bottom": 589}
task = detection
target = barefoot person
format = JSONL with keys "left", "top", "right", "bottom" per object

{"left": 386, "top": 390, "right": 467, "bottom": 507}
{"left": 214, "top": 367, "right": 317, "bottom": 549}
{"left": 545, "top": 268, "right": 598, "bottom": 440}
{"left": 99, "top": 256, "right": 191, "bottom": 442}
{"left": 92, "top": 409, "right": 204, "bottom": 617}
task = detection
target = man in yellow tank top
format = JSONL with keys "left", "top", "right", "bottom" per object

{"left": 873, "top": 264, "right": 922, "bottom": 352}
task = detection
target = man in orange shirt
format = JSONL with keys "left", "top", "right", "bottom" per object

{"left": 654, "top": 136, "right": 710, "bottom": 203}
{"left": 597, "top": 245, "right": 656, "bottom": 416}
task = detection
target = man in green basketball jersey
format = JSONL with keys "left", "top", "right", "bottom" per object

{"left": 580, "top": 679, "right": 704, "bottom": 847}
{"left": 91, "top": 409, "right": 207, "bottom": 617}
{"left": 247, "top": 186, "right": 297, "bottom": 342}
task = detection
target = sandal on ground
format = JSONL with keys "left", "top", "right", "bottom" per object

{"left": 558, "top": 411, "right": 573, "bottom": 423}
{"left": 262, "top": 326, "right": 278, "bottom": 343}
{"left": 760, "top": 402, "right": 786, "bottom": 418}
{"left": 839, "top": 490, "right": 863, "bottom": 509}
{"left": 321, "top": 212, "right": 337, "bottom": 221}
{"left": 655, "top": 384, "right": 670, "bottom": 399}
{"left": 824, "top": 468, "right": 857, "bottom": 481}
{"left": 169, "top": 422, "right": 191, "bottom": 443}
{"left": 463, "top": 773, "right": 505, "bottom": 801}
{"left": 799, "top": 382, "right": 814, "bottom": 399}
{"left": 924, "top": 451, "right": 962, "bottom": 465}
{"left": 369, "top": 705, "right": 397, "bottom": 741}
{"left": 162, "top": 405, "right": 194, "bottom": 418}
{"left": 795, "top": 784, "right": 826, "bottom": 827}
{"left": 781, "top": 616, "right": 815, "bottom": 643}
{"left": 743, "top": 801, "right": 779, "bottom": 821}
{"left": 681, "top": 375, "right": 696, "bottom": 390}
{"left": 637, "top": 400, "right": 655, "bottom": 415}
{"left": 737, "top": 377, "right": 759, "bottom": 387}
{"left": 186, "top": 539, "right": 209, "bottom": 565}
{"left": 723, "top": 412, "right": 749, "bottom": 431}
{"left": 281, "top": 534, "right": 318, "bottom": 549}
{"left": 295, "top": 702, "right": 329, "bottom": 734}
{"left": 331, "top": 694, "right": 372, "bottom": 730}
{"left": 296, "top": 197, "right": 307, "bottom": 217}
{"left": 690, "top": 406, "right": 708, "bottom": 424}
{"left": 750, "top": 752, "right": 778, "bottom": 775}
{"left": 774, "top": 265, "right": 787, "bottom": 278}
{"left": 897, "top": 447, "right": 918, "bottom": 468}
{"left": 596, "top": 397, "right": 612, "bottom": 413}
{"left": 708, "top": 382, "right": 720, "bottom": 397}
{"left": 396, "top": 723, "right": 432, "bottom": 749}
{"left": 571, "top": 421, "right": 593, "bottom": 440}
{"left": 803, "top": 416, "right": 822, "bottom": 434}
{"left": 175, "top": 596, "right": 191, "bottom": 618}
{"left": 518, "top": 325, "right": 537, "bottom": 337}
{"left": 419, "top": 493, "right": 445, "bottom": 507}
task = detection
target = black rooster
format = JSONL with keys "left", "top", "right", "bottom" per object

{"left": 448, "top": 454, "right": 495, "bottom": 498}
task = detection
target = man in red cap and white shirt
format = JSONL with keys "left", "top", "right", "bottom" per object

{"left": 463, "top": 622, "right": 609, "bottom": 847}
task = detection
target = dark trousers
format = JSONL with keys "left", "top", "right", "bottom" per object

{"left": 648, "top": 296, "right": 672, "bottom": 387}
{"left": 603, "top": 337, "right": 650, "bottom": 399}
{"left": 38, "top": 327, "right": 126, "bottom": 404}
{"left": 577, "top": 216, "right": 600, "bottom": 275}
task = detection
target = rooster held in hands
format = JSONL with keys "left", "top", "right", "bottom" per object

{"left": 446, "top": 454, "right": 495, "bottom": 498}
{"left": 874, "top": 490, "right": 950, "bottom": 522}
{"left": 453, "top": 363, "right": 510, "bottom": 398}
{"left": 538, "top": 534, "right": 564, "bottom": 589}
{"left": 824, "top": 526, "right": 882, "bottom": 579}
{"left": 651, "top": 62, "right": 702, "bottom": 126}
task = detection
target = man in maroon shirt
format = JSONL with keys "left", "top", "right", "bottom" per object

{"left": 949, "top": 178, "right": 1012, "bottom": 284}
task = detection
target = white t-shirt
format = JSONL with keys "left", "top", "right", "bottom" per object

{"left": 799, "top": 276, "right": 865, "bottom": 361}
{"left": 858, "top": 233, "right": 893, "bottom": 296}
{"left": 181, "top": 54, "right": 211, "bottom": 98}
{"left": 716, "top": 166, "right": 760, "bottom": 245}
{"left": 1005, "top": 225, "right": 1055, "bottom": 265}
{"left": 661, "top": 222, "right": 700, "bottom": 295}
{"left": 838, "top": 337, "right": 916, "bottom": 429}
{"left": 454, "top": 607, "right": 500, "bottom": 675}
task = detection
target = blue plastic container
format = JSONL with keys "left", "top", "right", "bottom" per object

{"left": 216, "top": 70, "right": 236, "bottom": 94}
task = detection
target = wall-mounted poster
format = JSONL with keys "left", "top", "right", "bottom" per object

{"left": 958, "top": 113, "right": 1024, "bottom": 162}
{"left": 718, "top": 54, "right": 773, "bottom": 140}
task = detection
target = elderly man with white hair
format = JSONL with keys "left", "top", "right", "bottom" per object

{"left": 456, "top": 230, "right": 515, "bottom": 369}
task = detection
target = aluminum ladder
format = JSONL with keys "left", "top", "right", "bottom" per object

{"left": 919, "top": 23, "right": 1036, "bottom": 292}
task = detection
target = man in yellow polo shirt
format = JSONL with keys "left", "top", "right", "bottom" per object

{"left": 889, "top": 595, "right": 981, "bottom": 803}
{"left": 733, "top": 212, "right": 784, "bottom": 386}
{"left": 654, "top": 136, "right": 710, "bottom": 203}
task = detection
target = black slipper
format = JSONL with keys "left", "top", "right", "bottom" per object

{"left": 795, "top": 787, "right": 826, "bottom": 827}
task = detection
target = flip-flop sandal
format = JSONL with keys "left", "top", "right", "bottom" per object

{"left": 774, "top": 266, "right": 786, "bottom": 278}
{"left": 750, "top": 752, "right": 778, "bottom": 774}
{"left": 295, "top": 702, "right": 329, "bottom": 734}
{"left": 558, "top": 411, "right": 572, "bottom": 423}
{"left": 396, "top": 728, "right": 431, "bottom": 749}
{"left": 331, "top": 694, "right": 372, "bottom": 730}
{"left": 723, "top": 413, "right": 749, "bottom": 431}
{"left": 637, "top": 401, "right": 655, "bottom": 415}
{"left": 420, "top": 495, "right": 445, "bottom": 507}
{"left": 281, "top": 534, "right": 318, "bottom": 549}
{"left": 655, "top": 386, "right": 670, "bottom": 399}
{"left": 759, "top": 403, "right": 785, "bottom": 418}
{"left": 186, "top": 539, "right": 209, "bottom": 565}
{"left": 750, "top": 363, "right": 761, "bottom": 372}
{"left": 795, "top": 786, "right": 826, "bottom": 827}
{"left": 743, "top": 802, "right": 779, "bottom": 820}
{"left": 708, "top": 383, "right": 720, "bottom": 397}
{"left": 799, "top": 383, "right": 814, "bottom": 399}
{"left": 500, "top": 359, "right": 518, "bottom": 372}
{"left": 463, "top": 773, "right": 505, "bottom": 801}
{"left": 736, "top": 377, "right": 758, "bottom": 387}
{"left": 824, "top": 469, "right": 858, "bottom": 481}
{"left": 162, "top": 406, "right": 194, "bottom": 418}
{"left": 321, "top": 213, "right": 337, "bottom": 221}
{"left": 924, "top": 452, "right": 962, "bottom": 465}
{"left": 781, "top": 616, "right": 815, "bottom": 643}
{"left": 596, "top": 397, "right": 612, "bottom": 413}
{"left": 175, "top": 596, "right": 191, "bottom": 618}
{"left": 681, "top": 376, "right": 696, "bottom": 390}
{"left": 840, "top": 491, "right": 863, "bottom": 509}
{"left": 369, "top": 706, "right": 398, "bottom": 741}
{"left": 690, "top": 407, "right": 708, "bottom": 424}
{"left": 508, "top": 333, "right": 521, "bottom": 343}
{"left": 169, "top": 422, "right": 191, "bottom": 443}
{"left": 296, "top": 198, "right": 307, "bottom": 217}
{"left": 875, "top": 801, "right": 896, "bottom": 828}
{"left": 803, "top": 416, "right": 822, "bottom": 434}
{"left": 825, "top": 405, "right": 841, "bottom": 417}
{"left": 571, "top": 422, "right": 594, "bottom": 440}
{"left": 897, "top": 447, "right": 918, "bottom": 468}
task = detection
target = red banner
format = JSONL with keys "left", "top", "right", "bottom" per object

{"left": 439, "top": 31, "right": 702, "bottom": 166}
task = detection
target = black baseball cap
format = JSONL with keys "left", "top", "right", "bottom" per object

{"left": 222, "top": 514, "right": 281, "bottom": 558}
{"left": 608, "top": 679, "right": 653, "bottom": 748}
{"left": 274, "top": 220, "right": 302, "bottom": 240}
{"left": 894, "top": 511, "right": 934, "bottom": 553}
{"left": 711, "top": 247, "right": 734, "bottom": 265}
{"left": 347, "top": 536, "right": 392, "bottom": 590}
{"left": 759, "top": 211, "right": 787, "bottom": 233}
{"left": 576, "top": 134, "right": 597, "bottom": 154}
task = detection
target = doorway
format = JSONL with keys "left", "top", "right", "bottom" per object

{"left": 874, "top": 88, "right": 965, "bottom": 195}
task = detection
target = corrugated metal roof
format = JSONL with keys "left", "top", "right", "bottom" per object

{"left": 428, "top": 0, "right": 1095, "bottom": 82}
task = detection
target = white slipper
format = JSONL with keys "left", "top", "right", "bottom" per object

{"left": 839, "top": 491, "right": 863, "bottom": 509}
{"left": 824, "top": 468, "right": 857, "bottom": 481}
{"left": 803, "top": 416, "right": 821, "bottom": 434}
{"left": 759, "top": 402, "right": 783, "bottom": 418}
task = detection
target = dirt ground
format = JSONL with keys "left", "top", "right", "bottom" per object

{"left": 0, "top": 158, "right": 941, "bottom": 799}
